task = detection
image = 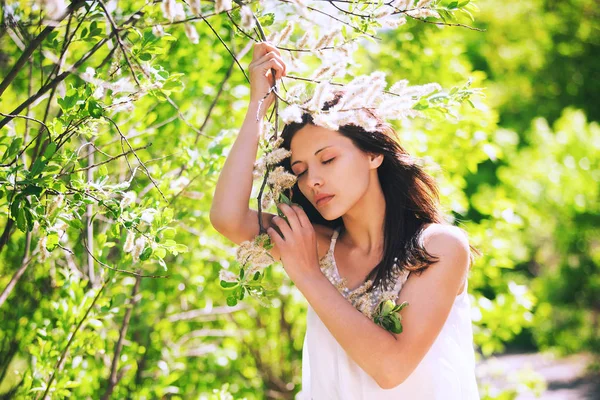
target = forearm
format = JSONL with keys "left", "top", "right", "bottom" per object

{"left": 210, "top": 101, "right": 265, "bottom": 226}
{"left": 295, "top": 270, "right": 398, "bottom": 388}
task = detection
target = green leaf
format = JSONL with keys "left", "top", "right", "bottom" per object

{"left": 43, "top": 142, "right": 58, "bottom": 160}
{"left": 16, "top": 207, "right": 27, "bottom": 232}
{"left": 258, "top": 13, "right": 275, "bottom": 27}
{"left": 67, "top": 218, "right": 84, "bottom": 230}
{"left": 220, "top": 280, "right": 238, "bottom": 288}
{"left": 174, "top": 244, "right": 188, "bottom": 253}
{"left": 381, "top": 300, "right": 395, "bottom": 315}
{"left": 22, "top": 185, "right": 43, "bottom": 196}
{"left": 226, "top": 296, "right": 238, "bottom": 306}
{"left": 139, "top": 246, "right": 153, "bottom": 261}
{"left": 88, "top": 99, "right": 103, "bottom": 118}
{"left": 46, "top": 233, "right": 60, "bottom": 251}
{"left": 29, "top": 159, "right": 46, "bottom": 177}
{"left": 391, "top": 316, "right": 403, "bottom": 333}
{"left": 1, "top": 137, "right": 23, "bottom": 163}
{"left": 237, "top": 286, "right": 245, "bottom": 300}
{"left": 154, "top": 247, "right": 167, "bottom": 258}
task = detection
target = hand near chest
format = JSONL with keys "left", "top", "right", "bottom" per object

{"left": 266, "top": 203, "right": 323, "bottom": 284}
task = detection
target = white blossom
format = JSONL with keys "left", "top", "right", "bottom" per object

{"left": 111, "top": 97, "right": 135, "bottom": 113}
{"left": 120, "top": 191, "right": 137, "bottom": 209}
{"left": 406, "top": 8, "right": 439, "bottom": 18}
{"left": 267, "top": 166, "right": 297, "bottom": 190}
{"left": 141, "top": 208, "right": 158, "bottom": 224}
{"left": 253, "top": 158, "right": 266, "bottom": 180}
{"left": 264, "top": 148, "right": 292, "bottom": 166}
{"left": 236, "top": 235, "right": 275, "bottom": 272}
{"left": 390, "top": 0, "right": 411, "bottom": 10}
{"left": 124, "top": 231, "right": 135, "bottom": 253}
{"left": 219, "top": 269, "right": 238, "bottom": 283}
{"left": 289, "top": 0, "right": 310, "bottom": 18}
{"left": 172, "top": 2, "right": 186, "bottom": 21}
{"left": 106, "top": 0, "right": 117, "bottom": 13}
{"left": 80, "top": 67, "right": 96, "bottom": 82}
{"left": 296, "top": 31, "right": 312, "bottom": 49}
{"left": 278, "top": 21, "right": 294, "bottom": 45}
{"left": 190, "top": 0, "right": 201, "bottom": 15}
{"left": 47, "top": 194, "right": 64, "bottom": 216}
{"left": 109, "top": 77, "right": 136, "bottom": 94}
{"left": 170, "top": 176, "right": 190, "bottom": 192}
{"left": 161, "top": 0, "right": 185, "bottom": 22}
{"left": 285, "top": 85, "right": 307, "bottom": 103}
{"left": 184, "top": 23, "right": 199, "bottom": 44}
{"left": 261, "top": 191, "right": 273, "bottom": 209}
{"left": 380, "top": 15, "right": 407, "bottom": 29}
{"left": 152, "top": 24, "right": 165, "bottom": 37}
{"left": 38, "top": 236, "right": 50, "bottom": 262}
{"left": 41, "top": 0, "right": 67, "bottom": 21}
{"left": 161, "top": 0, "right": 176, "bottom": 22}
{"left": 132, "top": 236, "right": 147, "bottom": 262}
{"left": 374, "top": 6, "right": 394, "bottom": 18}
{"left": 49, "top": 220, "right": 68, "bottom": 240}
{"left": 280, "top": 104, "right": 304, "bottom": 124}
{"left": 303, "top": 81, "right": 336, "bottom": 113}
{"left": 240, "top": 6, "right": 255, "bottom": 30}
{"left": 214, "top": 0, "right": 232, "bottom": 13}
{"left": 92, "top": 86, "right": 105, "bottom": 100}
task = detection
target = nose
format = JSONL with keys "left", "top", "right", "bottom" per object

{"left": 306, "top": 170, "right": 324, "bottom": 190}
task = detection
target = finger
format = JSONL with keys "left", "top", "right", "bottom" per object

{"left": 257, "top": 55, "right": 285, "bottom": 78}
{"left": 266, "top": 226, "right": 283, "bottom": 245}
{"left": 291, "top": 204, "right": 310, "bottom": 229}
{"left": 260, "top": 41, "right": 282, "bottom": 57}
{"left": 278, "top": 204, "right": 303, "bottom": 231}
{"left": 252, "top": 42, "right": 281, "bottom": 61}
{"left": 271, "top": 214, "right": 294, "bottom": 241}
{"left": 261, "top": 59, "right": 285, "bottom": 80}
{"left": 249, "top": 52, "right": 280, "bottom": 72}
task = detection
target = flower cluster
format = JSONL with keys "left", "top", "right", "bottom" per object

{"left": 279, "top": 71, "right": 441, "bottom": 133}
{"left": 218, "top": 233, "right": 276, "bottom": 306}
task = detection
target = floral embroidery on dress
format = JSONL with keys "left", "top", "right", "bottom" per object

{"left": 319, "top": 226, "right": 411, "bottom": 320}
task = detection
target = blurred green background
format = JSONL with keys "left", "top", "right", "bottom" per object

{"left": 0, "top": 0, "right": 598, "bottom": 398}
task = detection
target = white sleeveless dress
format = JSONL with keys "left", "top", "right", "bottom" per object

{"left": 296, "top": 226, "right": 480, "bottom": 400}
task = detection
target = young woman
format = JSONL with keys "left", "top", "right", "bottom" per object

{"left": 210, "top": 41, "right": 481, "bottom": 399}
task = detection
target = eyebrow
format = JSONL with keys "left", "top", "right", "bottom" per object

{"left": 291, "top": 146, "right": 334, "bottom": 167}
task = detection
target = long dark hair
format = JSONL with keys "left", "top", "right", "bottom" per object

{"left": 276, "top": 89, "right": 480, "bottom": 292}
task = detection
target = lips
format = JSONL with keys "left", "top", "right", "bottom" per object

{"left": 316, "top": 195, "right": 334, "bottom": 207}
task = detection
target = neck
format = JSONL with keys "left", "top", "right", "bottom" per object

{"left": 339, "top": 174, "right": 386, "bottom": 257}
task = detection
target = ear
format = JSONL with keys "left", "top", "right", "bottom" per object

{"left": 369, "top": 153, "right": 384, "bottom": 169}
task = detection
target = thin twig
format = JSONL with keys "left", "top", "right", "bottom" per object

{"left": 56, "top": 143, "right": 152, "bottom": 177}
{"left": 103, "top": 116, "right": 168, "bottom": 203}
{"left": 75, "top": 241, "right": 170, "bottom": 279}
{"left": 101, "top": 274, "right": 141, "bottom": 400}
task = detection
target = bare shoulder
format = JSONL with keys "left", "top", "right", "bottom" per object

{"left": 410, "top": 223, "right": 470, "bottom": 296}
{"left": 420, "top": 223, "right": 470, "bottom": 252}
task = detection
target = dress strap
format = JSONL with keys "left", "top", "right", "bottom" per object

{"left": 329, "top": 226, "right": 341, "bottom": 252}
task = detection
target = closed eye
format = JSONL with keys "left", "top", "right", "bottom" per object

{"left": 297, "top": 158, "right": 335, "bottom": 177}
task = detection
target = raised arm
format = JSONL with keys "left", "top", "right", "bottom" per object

{"left": 209, "top": 42, "right": 288, "bottom": 261}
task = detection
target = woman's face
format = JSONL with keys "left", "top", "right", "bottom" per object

{"left": 289, "top": 124, "right": 381, "bottom": 220}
